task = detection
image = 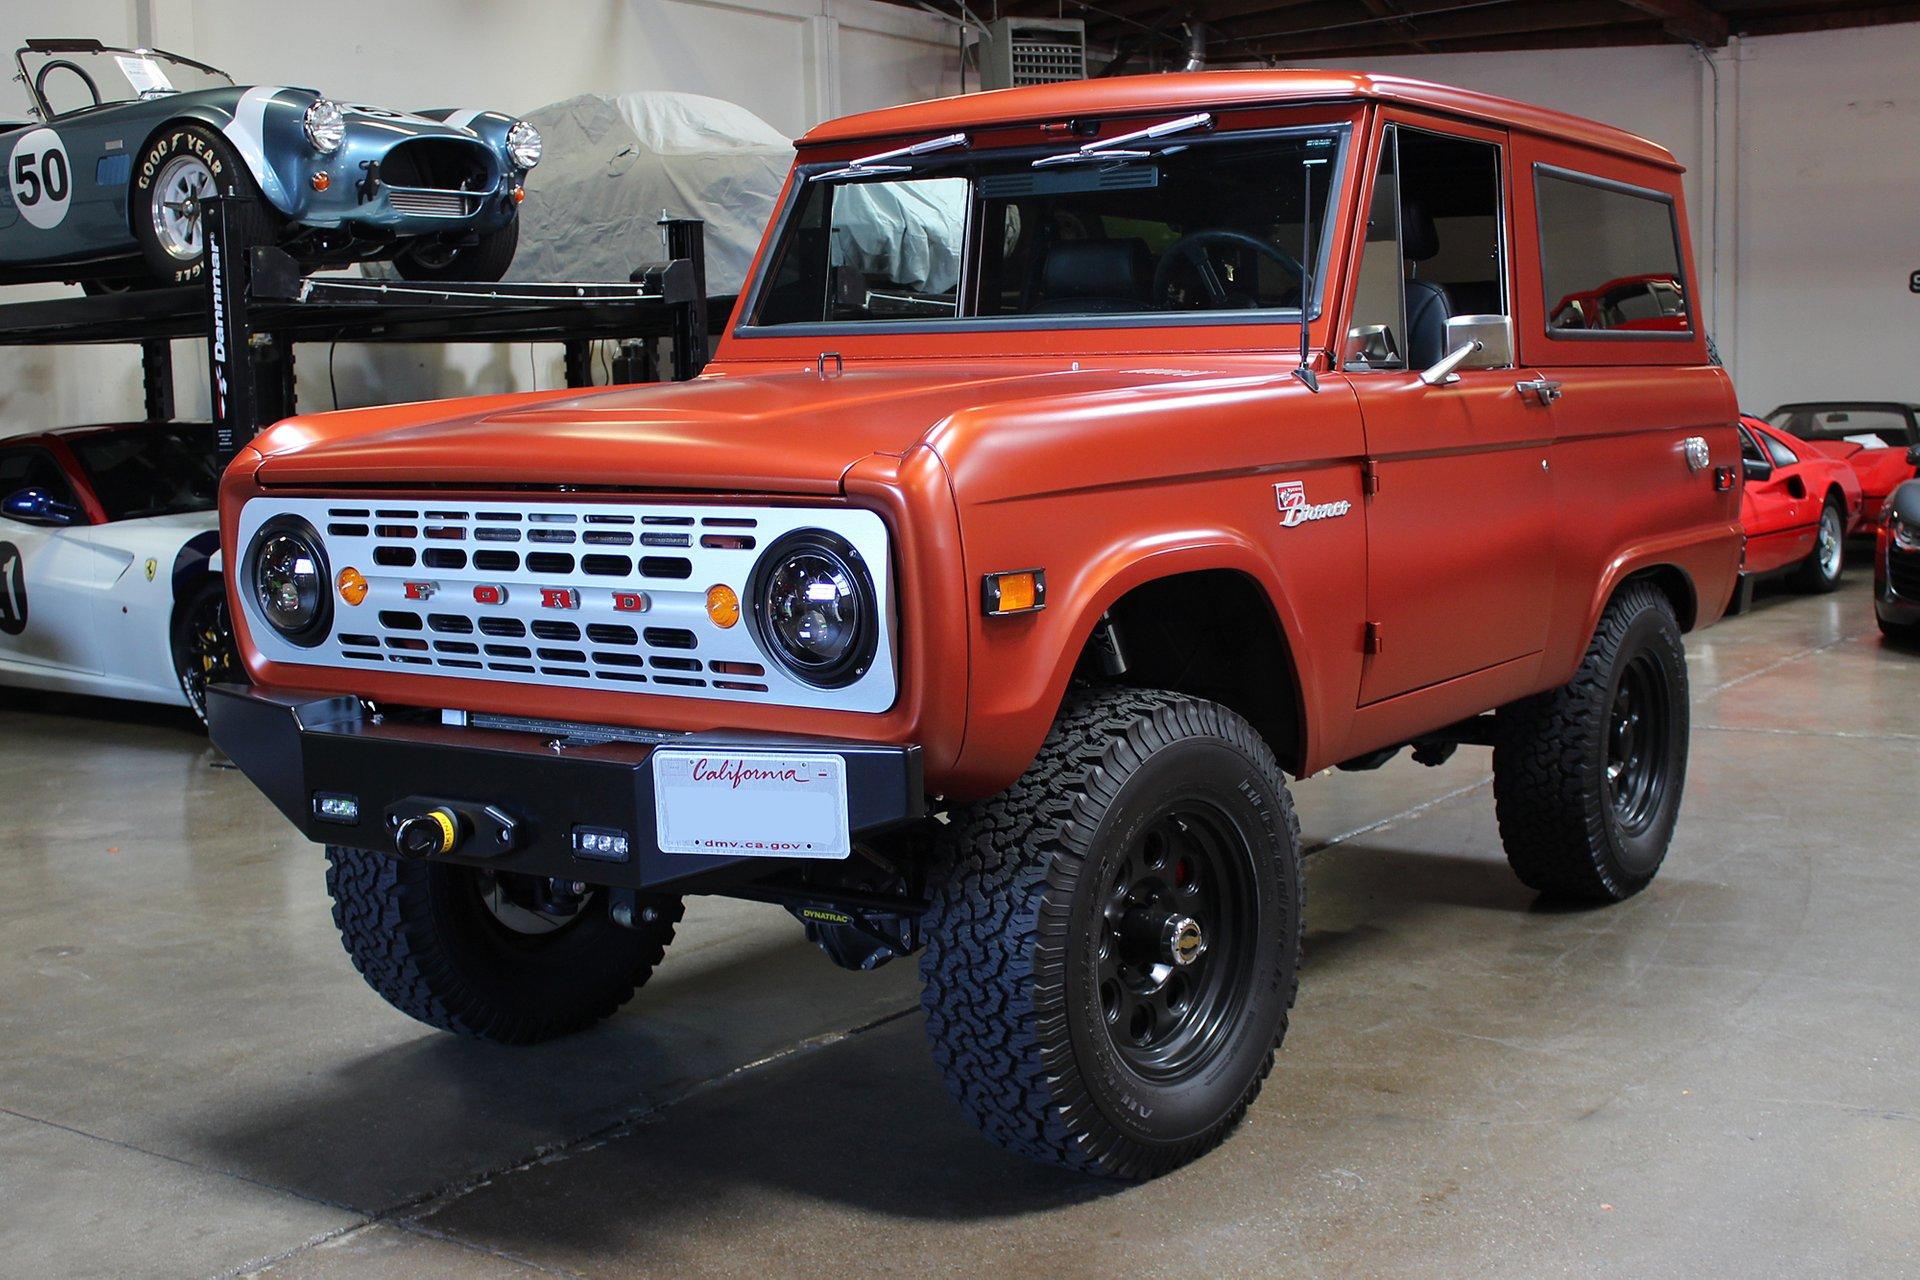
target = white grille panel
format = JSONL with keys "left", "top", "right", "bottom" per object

{"left": 235, "top": 498, "right": 898, "bottom": 714}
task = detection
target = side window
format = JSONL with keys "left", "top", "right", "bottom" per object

{"left": 1345, "top": 126, "right": 1506, "bottom": 373}
{"left": 1763, "top": 434, "right": 1798, "bottom": 469}
{"left": 1738, "top": 426, "right": 1767, "bottom": 469}
{"left": 1537, "top": 168, "right": 1690, "bottom": 336}
{"left": 0, "top": 447, "right": 75, "bottom": 504}
{"left": 757, "top": 177, "right": 968, "bottom": 324}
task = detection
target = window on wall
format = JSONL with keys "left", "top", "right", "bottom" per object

{"left": 1344, "top": 125, "right": 1506, "bottom": 372}
{"left": 1537, "top": 168, "right": 1691, "bottom": 336}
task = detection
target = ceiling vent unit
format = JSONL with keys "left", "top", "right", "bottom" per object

{"left": 975, "top": 17, "right": 1088, "bottom": 90}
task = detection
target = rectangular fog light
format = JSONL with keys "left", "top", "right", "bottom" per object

{"left": 312, "top": 792, "right": 361, "bottom": 825}
{"left": 572, "top": 826, "right": 631, "bottom": 863}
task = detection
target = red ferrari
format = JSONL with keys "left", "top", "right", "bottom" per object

{"left": 1737, "top": 414, "right": 1862, "bottom": 596}
{"left": 1766, "top": 401, "right": 1920, "bottom": 527}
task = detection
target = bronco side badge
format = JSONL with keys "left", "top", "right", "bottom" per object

{"left": 1274, "top": 481, "right": 1352, "bottom": 528}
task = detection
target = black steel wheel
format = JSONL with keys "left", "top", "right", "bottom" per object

{"left": 1094, "top": 805, "right": 1260, "bottom": 1081}
{"left": 921, "top": 688, "right": 1302, "bottom": 1179}
{"left": 171, "top": 579, "right": 241, "bottom": 727}
{"left": 1494, "top": 581, "right": 1690, "bottom": 901}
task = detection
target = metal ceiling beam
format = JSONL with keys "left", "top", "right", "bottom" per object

{"left": 1214, "top": 0, "right": 1632, "bottom": 56}
{"left": 1617, "top": 0, "right": 1730, "bottom": 45}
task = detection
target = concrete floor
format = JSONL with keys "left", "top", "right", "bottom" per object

{"left": 2, "top": 574, "right": 1916, "bottom": 1279}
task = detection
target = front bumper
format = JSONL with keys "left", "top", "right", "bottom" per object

{"left": 1878, "top": 544, "right": 1920, "bottom": 626}
{"left": 206, "top": 685, "right": 924, "bottom": 892}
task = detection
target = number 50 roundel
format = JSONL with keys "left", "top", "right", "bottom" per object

{"left": 9, "top": 128, "right": 73, "bottom": 231}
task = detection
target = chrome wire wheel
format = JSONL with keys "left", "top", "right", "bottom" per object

{"left": 1095, "top": 803, "right": 1260, "bottom": 1082}
{"left": 1818, "top": 506, "right": 1844, "bottom": 580}
{"left": 151, "top": 153, "right": 215, "bottom": 261}
{"left": 1604, "top": 650, "right": 1672, "bottom": 836}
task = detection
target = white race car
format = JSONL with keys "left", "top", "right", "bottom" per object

{"left": 0, "top": 422, "right": 238, "bottom": 722}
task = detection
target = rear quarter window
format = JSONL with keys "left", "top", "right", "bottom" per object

{"left": 1535, "top": 165, "right": 1691, "bottom": 341}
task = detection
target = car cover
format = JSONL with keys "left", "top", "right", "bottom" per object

{"left": 508, "top": 91, "right": 795, "bottom": 296}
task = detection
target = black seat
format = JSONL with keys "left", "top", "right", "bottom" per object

{"left": 1030, "top": 240, "right": 1150, "bottom": 314}
{"left": 1400, "top": 200, "right": 1453, "bottom": 368}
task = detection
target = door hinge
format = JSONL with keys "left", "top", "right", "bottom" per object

{"left": 1362, "top": 459, "right": 1381, "bottom": 496}
{"left": 1364, "top": 620, "right": 1384, "bottom": 654}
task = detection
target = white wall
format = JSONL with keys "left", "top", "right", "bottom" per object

{"left": 1300, "top": 21, "right": 1920, "bottom": 413}
{"left": 0, "top": 0, "right": 964, "bottom": 434}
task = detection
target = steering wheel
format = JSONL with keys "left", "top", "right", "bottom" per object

{"left": 34, "top": 59, "right": 102, "bottom": 113}
{"left": 1152, "top": 229, "right": 1305, "bottom": 310}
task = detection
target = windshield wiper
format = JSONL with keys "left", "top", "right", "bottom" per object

{"left": 1032, "top": 112, "right": 1213, "bottom": 169}
{"left": 810, "top": 132, "right": 970, "bottom": 183}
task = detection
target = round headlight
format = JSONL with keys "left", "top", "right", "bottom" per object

{"left": 303, "top": 98, "right": 346, "bottom": 156}
{"left": 750, "top": 530, "right": 877, "bottom": 688}
{"left": 506, "top": 120, "right": 542, "bottom": 170}
{"left": 247, "top": 518, "right": 331, "bottom": 646}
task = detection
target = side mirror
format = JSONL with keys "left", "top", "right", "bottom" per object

{"left": 1448, "top": 314, "right": 1514, "bottom": 370}
{"left": 1906, "top": 444, "right": 1920, "bottom": 468}
{"left": 1742, "top": 458, "right": 1773, "bottom": 483}
{"left": 1419, "top": 315, "right": 1514, "bottom": 386}
{"left": 2, "top": 487, "right": 79, "bottom": 527}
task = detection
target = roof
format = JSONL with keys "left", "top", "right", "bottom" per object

{"left": 799, "top": 70, "right": 1680, "bottom": 170}
{"left": 1769, "top": 402, "right": 1920, "bottom": 415}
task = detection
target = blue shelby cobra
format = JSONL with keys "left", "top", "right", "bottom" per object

{"left": 1, "top": 39, "right": 541, "bottom": 289}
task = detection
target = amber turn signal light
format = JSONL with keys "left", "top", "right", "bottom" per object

{"left": 310, "top": 170, "right": 331, "bottom": 192}
{"left": 337, "top": 566, "right": 368, "bottom": 606}
{"left": 983, "top": 569, "right": 1046, "bottom": 616}
{"left": 512, "top": 185, "right": 526, "bottom": 204}
{"left": 706, "top": 583, "right": 740, "bottom": 628}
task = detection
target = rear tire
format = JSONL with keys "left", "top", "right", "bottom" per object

{"left": 919, "top": 688, "right": 1302, "bottom": 1179}
{"left": 1788, "top": 499, "right": 1846, "bottom": 593}
{"left": 131, "top": 124, "right": 277, "bottom": 286}
{"left": 325, "top": 846, "right": 681, "bottom": 1044}
{"left": 394, "top": 220, "right": 519, "bottom": 283}
{"left": 1493, "top": 582, "right": 1690, "bottom": 902}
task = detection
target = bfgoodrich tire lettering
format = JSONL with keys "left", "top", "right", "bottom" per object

{"left": 325, "top": 846, "right": 681, "bottom": 1044}
{"left": 919, "top": 689, "right": 1302, "bottom": 1178}
{"left": 1493, "top": 581, "right": 1690, "bottom": 901}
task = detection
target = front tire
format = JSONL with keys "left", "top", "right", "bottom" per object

{"left": 1494, "top": 582, "right": 1690, "bottom": 902}
{"left": 132, "top": 124, "right": 276, "bottom": 286}
{"left": 920, "top": 689, "right": 1302, "bottom": 1179}
{"left": 394, "top": 221, "right": 519, "bottom": 283}
{"left": 326, "top": 846, "right": 681, "bottom": 1044}
{"left": 1788, "top": 499, "right": 1846, "bottom": 593}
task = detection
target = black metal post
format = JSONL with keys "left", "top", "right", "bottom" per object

{"left": 255, "top": 333, "right": 298, "bottom": 425}
{"left": 610, "top": 337, "right": 658, "bottom": 385}
{"left": 562, "top": 338, "right": 593, "bottom": 389}
{"left": 661, "top": 217, "right": 709, "bottom": 381}
{"left": 203, "top": 196, "right": 259, "bottom": 466}
{"left": 140, "top": 338, "right": 174, "bottom": 422}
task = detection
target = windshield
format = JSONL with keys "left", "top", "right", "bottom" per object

{"left": 1767, "top": 406, "right": 1916, "bottom": 450}
{"left": 67, "top": 425, "right": 219, "bottom": 522}
{"left": 752, "top": 127, "right": 1344, "bottom": 328}
{"left": 18, "top": 47, "right": 232, "bottom": 118}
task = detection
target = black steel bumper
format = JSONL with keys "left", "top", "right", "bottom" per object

{"left": 205, "top": 685, "right": 924, "bottom": 892}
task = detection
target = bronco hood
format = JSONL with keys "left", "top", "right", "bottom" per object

{"left": 246, "top": 362, "right": 1208, "bottom": 494}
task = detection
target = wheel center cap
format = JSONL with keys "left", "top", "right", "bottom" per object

{"left": 1166, "top": 916, "right": 1206, "bottom": 967}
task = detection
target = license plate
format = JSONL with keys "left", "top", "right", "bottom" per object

{"left": 652, "top": 749, "right": 850, "bottom": 859}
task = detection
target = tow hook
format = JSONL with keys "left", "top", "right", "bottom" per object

{"left": 394, "top": 807, "right": 464, "bottom": 858}
{"left": 385, "top": 798, "right": 519, "bottom": 859}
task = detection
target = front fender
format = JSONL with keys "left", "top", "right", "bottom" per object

{"left": 148, "top": 88, "right": 313, "bottom": 215}
{"left": 943, "top": 528, "right": 1322, "bottom": 799}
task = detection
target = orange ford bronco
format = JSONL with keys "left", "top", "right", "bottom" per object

{"left": 210, "top": 71, "right": 1742, "bottom": 1178}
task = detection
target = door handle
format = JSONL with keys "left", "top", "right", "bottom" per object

{"left": 1516, "top": 378, "right": 1563, "bottom": 405}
